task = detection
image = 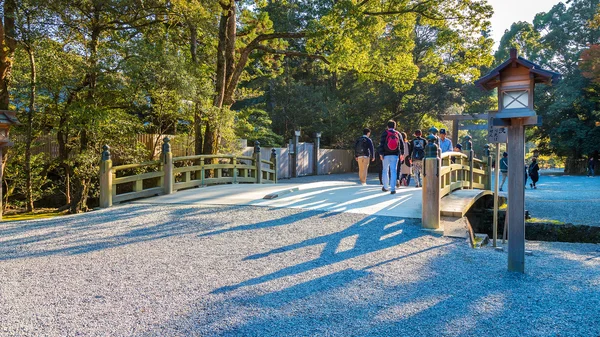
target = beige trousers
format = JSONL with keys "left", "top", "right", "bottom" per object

{"left": 357, "top": 157, "right": 370, "bottom": 184}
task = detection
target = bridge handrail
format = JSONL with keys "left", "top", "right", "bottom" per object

{"left": 98, "top": 141, "right": 277, "bottom": 208}
{"left": 422, "top": 142, "right": 493, "bottom": 230}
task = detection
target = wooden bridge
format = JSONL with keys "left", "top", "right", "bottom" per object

{"left": 98, "top": 137, "right": 498, "bottom": 241}
{"left": 99, "top": 139, "right": 276, "bottom": 208}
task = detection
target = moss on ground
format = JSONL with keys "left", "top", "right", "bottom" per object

{"left": 3, "top": 210, "right": 67, "bottom": 222}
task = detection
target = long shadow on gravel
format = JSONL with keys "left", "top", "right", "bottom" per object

{"left": 160, "top": 241, "right": 600, "bottom": 337}
{"left": 211, "top": 216, "right": 420, "bottom": 294}
{"left": 0, "top": 204, "right": 239, "bottom": 261}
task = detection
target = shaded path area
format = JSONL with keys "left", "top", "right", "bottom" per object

{"left": 0, "top": 203, "right": 599, "bottom": 336}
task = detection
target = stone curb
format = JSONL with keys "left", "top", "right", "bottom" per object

{"left": 263, "top": 187, "right": 300, "bottom": 199}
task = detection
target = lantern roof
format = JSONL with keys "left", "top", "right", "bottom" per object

{"left": 0, "top": 110, "right": 20, "bottom": 126}
{"left": 475, "top": 48, "right": 561, "bottom": 91}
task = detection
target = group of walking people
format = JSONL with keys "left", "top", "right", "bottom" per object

{"left": 354, "top": 120, "right": 458, "bottom": 194}
{"left": 497, "top": 151, "right": 540, "bottom": 191}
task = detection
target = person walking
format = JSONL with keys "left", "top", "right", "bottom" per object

{"left": 499, "top": 152, "right": 508, "bottom": 191}
{"left": 354, "top": 128, "right": 375, "bottom": 185}
{"left": 524, "top": 163, "right": 529, "bottom": 188}
{"left": 399, "top": 132, "right": 412, "bottom": 187}
{"left": 378, "top": 120, "right": 405, "bottom": 194}
{"left": 529, "top": 157, "right": 540, "bottom": 189}
{"left": 410, "top": 130, "right": 426, "bottom": 187}
{"left": 451, "top": 143, "right": 462, "bottom": 164}
{"left": 588, "top": 156, "right": 595, "bottom": 177}
{"left": 439, "top": 128, "right": 453, "bottom": 153}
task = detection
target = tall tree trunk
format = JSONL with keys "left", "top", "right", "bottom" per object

{"left": 57, "top": 112, "right": 71, "bottom": 205}
{"left": 25, "top": 46, "right": 36, "bottom": 211}
{"left": 70, "top": 19, "right": 101, "bottom": 213}
{"left": 0, "top": 0, "right": 16, "bottom": 110}
{"left": 205, "top": 2, "right": 233, "bottom": 155}
{"left": 194, "top": 102, "right": 203, "bottom": 155}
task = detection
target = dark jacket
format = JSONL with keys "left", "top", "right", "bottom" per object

{"left": 354, "top": 135, "right": 375, "bottom": 159}
{"left": 377, "top": 129, "right": 405, "bottom": 157}
{"left": 528, "top": 161, "right": 539, "bottom": 178}
{"left": 410, "top": 136, "right": 426, "bottom": 160}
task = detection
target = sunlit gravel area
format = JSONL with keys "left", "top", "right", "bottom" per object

{"left": 1, "top": 203, "right": 599, "bottom": 336}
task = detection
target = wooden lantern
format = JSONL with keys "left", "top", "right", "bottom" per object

{"left": 475, "top": 48, "right": 560, "bottom": 121}
{"left": 475, "top": 49, "right": 560, "bottom": 273}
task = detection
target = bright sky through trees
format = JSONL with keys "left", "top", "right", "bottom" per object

{"left": 488, "top": 0, "right": 563, "bottom": 51}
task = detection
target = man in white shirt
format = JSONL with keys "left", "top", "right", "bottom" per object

{"left": 439, "top": 128, "right": 453, "bottom": 153}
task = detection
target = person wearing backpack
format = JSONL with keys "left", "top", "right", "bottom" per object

{"left": 399, "top": 132, "right": 412, "bottom": 187}
{"left": 354, "top": 128, "right": 375, "bottom": 185}
{"left": 378, "top": 120, "right": 405, "bottom": 194}
{"left": 528, "top": 157, "right": 540, "bottom": 189}
{"left": 410, "top": 130, "right": 426, "bottom": 187}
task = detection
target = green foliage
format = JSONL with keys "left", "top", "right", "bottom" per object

{"left": 235, "top": 107, "right": 284, "bottom": 147}
{"left": 493, "top": 0, "right": 600, "bottom": 170}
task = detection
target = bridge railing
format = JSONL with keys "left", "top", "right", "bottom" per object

{"left": 99, "top": 139, "right": 277, "bottom": 208}
{"left": 439, "top": 152, "right": 489, "bottom": 198}
{"left": 422, "top": 138, "right": 492, "bottom": 229}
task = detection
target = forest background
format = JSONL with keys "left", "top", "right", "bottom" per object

{"left": 1, "top": 0, "right": 599, "bottom": 214}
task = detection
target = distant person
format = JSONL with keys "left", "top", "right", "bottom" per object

{"left": 588, "top": 156, "right": 595, "bottom": 177}
{"left": 499, "top": 152, "right": 508, "bottom": 191}
{"left": 378, "top": 120, "right": 405, "bottom": 194}
{"left": 524, "top": 164, "right": 528, "bottom": 188}
{"left": 529, "top": 157, "right": 540, "bottom": 189}
{"left": 399, "top": 132, "right": 412, "bottom": 187}
{"left": 451, "top": 143, "right": 462, "bottom": 164}
{"left": 439, "top": 128, "right": 453, "bottom": 153}
{"left": 354, "top": 128, "right": 375, "bottom": 185}
{"left": 410, "top": 130, "right": 426, "bottom": 187}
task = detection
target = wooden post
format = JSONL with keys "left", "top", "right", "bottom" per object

{"left": 99, "top": 145, "right": 113, "bottom": 208}
{"left": 200, "top": 158, "right": 205, "bottom": 186}
{"left": 493, "top": 145, "right": 500, "bottom": 247}
{"left": 232, "top": 157, "right": 238, "bottom": 184}
{"left": 271, "top": 148, "right": 278, "bottom": 183}
{"left": 313, "top": 132, "right": 321, "bottom": 176}
{"left": 484, "top": 144, "right": 492, "bottom": 190}
{"left": 452, "top": 119, "right": 459, "bottom": 149}
{"left": 293, "top": 131, "right": 300, "bottom": 177}
{"left": 507, "top": 119, "right": 525, "bottom": 273}
{"left": 465, "top": 135, "right": 474, "bottom": 189}
{"left": 422, "top": 135, "right": 440, "bottom": 229}
{"left": 254, "top": 141, "right": 262, "bottom": 183}
{"left": 162, "top": 137, "right": 173, "bottom": 194}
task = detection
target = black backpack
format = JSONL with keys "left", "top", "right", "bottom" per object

{"left": 412, "top": 138, "right": 425, "bottom": 160}
{"left": 355, "top": 137, "right": 369, "bottom": 156}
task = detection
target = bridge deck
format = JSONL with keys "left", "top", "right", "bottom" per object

{"left": 440, "top": 189, "right": 493, "bottom": 217}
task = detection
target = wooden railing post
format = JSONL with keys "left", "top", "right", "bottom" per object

{"left": 163, "top": 137, "right": 174, "bottom": 194}
{"left": 254, "top": 141, "right": 262, "bottom": 183}
{"left": 465, "top": 135, "right": 474, "bottom": 189}
{"left": 484, "top": 144, "right": 492, "bottom": 190}
{"left": 99, "top": 145, "right": 113, "bottom": 208}
{"left": 271, "top": 148, "right": 278, "bottom": 183}
{"left": 422, "top": 135, "right": 440, "bottom": 229}
{"left": 231, "top": 156, "right": 238, "bottom": 184}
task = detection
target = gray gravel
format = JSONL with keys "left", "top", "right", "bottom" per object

{"left": 492, "top": 170, "right": 600, "bottom": 226}
{"left": 1, "top": 203, "right": 599, "bottom": 336}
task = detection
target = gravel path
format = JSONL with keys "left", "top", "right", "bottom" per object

{"left": 1, "top": 203, "right": 599, "bottom": 336}
{"left": 491, "top": 170, "right": 600, "bottom": 226}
